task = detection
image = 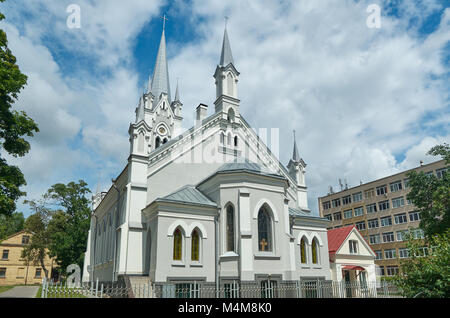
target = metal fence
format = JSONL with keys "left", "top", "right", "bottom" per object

{"left": 41, "top": 277, "right": 103, "bottom": 298}
{"left": 101, "top": 280, "right": 401, "bottom": 299}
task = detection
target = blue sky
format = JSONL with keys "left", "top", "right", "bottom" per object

{"left": 1, "top": 0, "right": 449, "bottom": 217}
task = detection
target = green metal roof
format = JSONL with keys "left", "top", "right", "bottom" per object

{"left": 158, "top": 185, "right": 217, "bottom": 207}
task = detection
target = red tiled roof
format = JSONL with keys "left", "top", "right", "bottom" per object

{"left": 327, "top": 225, "right": 355, "bottom": 255}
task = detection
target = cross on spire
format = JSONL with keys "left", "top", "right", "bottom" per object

{"left": 161, "top": 14, "right": 168, "bottom": 30}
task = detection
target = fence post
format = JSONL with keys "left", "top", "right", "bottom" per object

{"left": 96, "top": 278, "right": 99, "bottom": 297}
{"left": 101, "top": 284, "right": 104, "bottom": 298}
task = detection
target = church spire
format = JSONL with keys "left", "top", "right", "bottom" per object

{"left": 174, "top": 79, "right": 180, "bottom": 102}
{"left": 292, "top": 130, "right": 300, "bottom": 162}
{"left": 150, "top": 22, "right": 171, "bottom": 107}
{"left": 219, "top": 26, "right": 235, "bottom": 67}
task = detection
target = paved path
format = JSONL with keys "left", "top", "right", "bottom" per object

{"left": 0, "top": 286, "right": 40, "bottom": 298}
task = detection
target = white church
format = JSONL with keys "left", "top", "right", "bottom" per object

{"left": 82, "top": 22, "right": 334, "bottom": 293}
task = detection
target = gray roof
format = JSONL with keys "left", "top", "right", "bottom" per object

{"left": 289, "top": 207, "right": 311, "bottom": 217}
{"left": 150, "top": 28, "right": 171, "bottom": 108}
{"left": 159, "top": 185, "right": 217, "bottom": 207}
{"left": 216, "top": 158, "right": 282, "bottom": 177}
{"left": 219, "top": 28, "right": 234, "bottom": 67}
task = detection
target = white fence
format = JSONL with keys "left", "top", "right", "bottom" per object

{"left": 41, "top": 277, "right": 103, "bottom": 298}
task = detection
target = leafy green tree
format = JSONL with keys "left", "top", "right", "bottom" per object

{"left": 0, "top": 0, "right": 39, "bottom": 216}
{"left": 406, "top": 143, "right": 449, "bottom": 237}
{"left": 0, "top": 211, "right": 24, "bottom": 241}
{"left": 21, "top": 200, "right": 53, "bottom": 279}
{"left": 393, "top": 230, "right": 450, "bottom": 298}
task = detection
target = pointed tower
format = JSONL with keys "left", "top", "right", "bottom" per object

{"left": 287, "top": 131, "right": 309, "bottom": 210}
{"left": 150, "top": 25, "right": 171, "bottom": 108}
{"left": 213, "top": 25, "right": 240, "bottom": 121}
{"left": 171, "top": 80, "right": 182, "bottom": 117}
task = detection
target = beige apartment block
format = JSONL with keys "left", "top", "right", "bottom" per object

{"left": 318, "top": 159, "right": 447, "bottom": 278}
{"left": 0, "top": 231, "right": 56, "bottom": 286}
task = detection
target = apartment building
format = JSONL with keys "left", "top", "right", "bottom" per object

{"left": 318, "top": 159, "right": 447, "bottom": 278}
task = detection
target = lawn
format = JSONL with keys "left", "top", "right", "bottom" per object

{"left": 0, "top": 286, "right": 14, "bottom": 294}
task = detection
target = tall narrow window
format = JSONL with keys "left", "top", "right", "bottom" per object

{"left": 173, "top": 228, "right": 182, "bottom": 261}
{"left": 227, "top": 73, "right": 234, "bottom": 96}
{"left": 138, "top": 131, "right": 144, "bottom": 152}
{"left": 234, "top": 136, "right": 238, "bottom": 147}
{"left": 155, "top": 137, "right": 161, "bottom": 149}
{"left": 226, "top": 205, "right": 235, "bottom": 252}
{"left": 311, "top": 239, "right": 318, "bottom": 264}
{"left": 191, "top": 230, "right": 200, "bottom": 261}
{"left": 300, "top": 238, "right": 307, "bottom": 264}
{"left": 258, "top": 206, "right": 272, "bottom": 252}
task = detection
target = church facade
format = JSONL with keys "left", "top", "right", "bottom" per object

{"left": 82, "top": 24, "right": 332, "bottom": 289}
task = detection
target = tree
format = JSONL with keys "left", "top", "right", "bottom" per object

{"left": 406, "top": 143, "right": 450, "bottom": 237}
{"left": 0, "top": 211, "right": 24, "bottom": 241}
{"left": 43, "top": 181, "right": 91, "bottom": 272}
{"left": 393, "top": 230, "right": 450, "bottom": 298}
{"left": 0, "top": 0, "right": 39, "bottom": 216}
{"left": 21, "top": 200, "right": 53, "bottom": 279}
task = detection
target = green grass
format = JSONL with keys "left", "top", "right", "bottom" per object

{"left": 42, "top": 286, "right": 87, "bottom": 298}
{"left": 0, "top": 286, "right": 14, "bottom": 294}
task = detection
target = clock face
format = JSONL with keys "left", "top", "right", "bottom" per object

{"left": 158, "top": 126, "right": 166, "bottom": 135}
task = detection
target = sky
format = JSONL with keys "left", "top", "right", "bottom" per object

{"left": 1, "top": 0, "right": 449, "bottom": 217}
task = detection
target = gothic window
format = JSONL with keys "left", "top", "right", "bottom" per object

{"left": 311, "top": 238, "right": 319, "bottom": 264}
{"left": 163, "top": 138, "right": 168, "bottom": 144}
{"left": 227, "top": 108, "right": 235, "bottom": 123}
{"left": 227, "top": 73, "right": 234, "bottom": 96}
{"left": 234, "top": 136, "right": 238, "bottom": 147}
{"left": 138, "top": 131, "right": 144, "bottom": 152}
{"left": 220, "top": 133, "right": 225, "bottom": 144}
{"left": 300, "top": 237, "right": 307, "bottom": 264}
{"left": 191, "top": 229, "right": 200, "bottom": 261}
{"left": 226, "top": 205, "right": 235, "bottom": 252}
{"left": 155, "top": 136, "right": 161, "bottom": 149}
{"left": 227, "top": 133, "right": 232, "bottom": 146}
{"left": 258, "top": 206, "right": 272, "bottom": 252}
{"left": 173, "top": 228, "right": 182, "bottom": 261}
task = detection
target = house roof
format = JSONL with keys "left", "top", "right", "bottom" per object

{"left": 157, "top": 185, "right": 217, "bottom": 207}
{"left": 327, "top": 225, "right": 355, "bottom": 255}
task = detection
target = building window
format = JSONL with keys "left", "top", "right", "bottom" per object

{"left": 173, "top": 228, "right": 183, "bottom": 261}
{"left": 1, "top": 250, "right": 9, "bottom": 260}
{"left": 324, "top": 214, "right": 332, "bottom": 221}
{"left": 392, "top": 197, "right": 405, "bottom": 208}
{"left": 436, "top": 168, "right": 448, "bottom": 179}
{"left": 311, "top": 239, "right": 319, "bottom": 264}
{"left": 334, "top": 225, "right": 342, "bottom": 229}
{"left": 332, "top": 198, "right": 341, "bottom": 208}
{"left": 375, "top": 250, "right": 383, "bottom": 260}
{"left": 300, "top": 237, "right": 307, "bottom": 264}
{"left": 368, "top": 219, "right": 379, "bottom": 229}
{"left": 227, "top": 133, "right": 232, "bottom": 146}
{"left": 380, "top": 216, "right": 392, "bottom": 227}
{"left": 399, "top": 248, "right": 410, "bottom": 259}
{"left": 220, "top": 133, "right": 225, "bottom": 144}
{"left": 333, "top": 212, "right": 342, "bottom": 221}
{"left": 342, "top": 196, "right": 351, "bottom": 205}
{"left": 191, "top": 230, "right": 200, "bottom": 261}
{"left": 22, "top": 235, "right": 30, "bottom": 245}
{"left": 411, "top": 228, "right": 425, "bottom": 239}
{"left": 378, "top": 266, "right": 385, "bottom": 276}
{"left": 234, "top": 136, "right": 238, "bottom": 147}
{"left": 364, "top": 188, "right": 375, "bottom": 199}
{"left": 354, "top": 207, "right": 364, "bottom": 217}
{"left": 382, "top": 232, "right": 395, "bottom": 243}
{"left": 386, "top": 266, "right": 399, "bottom": 276}
{"left": 403, "top": 178, "right": 410, "bottom": 188}
{"left": 376, "top": 185, "right": 387, "bottom": 196}
{"left": 409, "top": 211, "right": 421, "bottom": 222}
{"left": 322, "top": 201, "right": 331, "bottom": 210}
{"left": 384, "top": 249, "right": 397, "bottom": 259}
{"left": 349, "top": 240, "right": 358, "bottom": 254}
{"left": 226, "top": 205, "right": 235, "bottom": 252}
{"left": 258, "top": 206, "right": 273, "bottom": 252}
{"left": 394, "top": 213, "right": 407, "bottom": 224}
{"left": 378, "top": 200, "right": 390, "bottom": 211}
{"left": 366, "top": 203, "right": 377, "bottom": 214}
{"left": 352, "top": 192, "right": 363, "bottom": 203}
{"left": 396, "top": 230, "right": 408, "bottom": 242}
{"left": 389, "top": 180, "right": 403, "bottom": 192}
{"left": 0, "top": 268, "right": 6, "bottom": 278}
{"left": 35, "top": 268, "right": 42, "bottom": 278}
{"left": 343, "top": 210, "right": 352, "bottom": 219}
{"left": 355, "top": 221, "right": 366, "bottom": 231}
{"left": 370, "top": 234, "right": 381, "bottom": 244}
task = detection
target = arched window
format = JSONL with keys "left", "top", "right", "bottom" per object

{"left": 227, "top": 73, "right": 234, "bottom": 96}
{"left": 258, "top": 206, "right": 272, "bottom": 252}
{"left": 138, "top": 131, "right": 144, "bottom": 152}
{"left": 300, "top": 237, "right": 307, "bottom": 264}
{"left": 227, "top": 108, "right": 235, "bottom": 123}
{"left": 155, "top": 136, "right": 161, "bottom": 149}
{"left": 191, "top": 229, "right": 200, "bottom": 261}
{"left": 220, "top": 133, "right": 225, "bottom": 144}
{"left": 226, "top": 205, "right": 235, "bottom": 252}
{"left": 173, "top": 228, "right": 182, "bottom": 261}
{"left": 227, "top": 133, "right": 232, "bottom": 146}
{"left": 312, "top": 238, "right": 318, "bottom": 264}
{"left": 163, "top": 138, "right": 168, "bottom": 144}
{"left": 234, "top": 136, "right": 238, "bottom": 147}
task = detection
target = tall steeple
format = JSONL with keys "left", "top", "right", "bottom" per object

{"left": 219, "top": 27, "right": 234, "bottom": 67}
{"left": 292, "top": 130, "right": 300, "bottom": 162}
{"left": 150, "top": 22, "right": 171, "bottom": 107}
